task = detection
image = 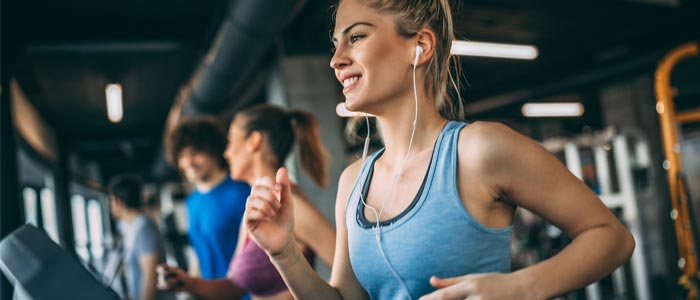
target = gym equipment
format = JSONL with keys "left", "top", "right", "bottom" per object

{"left": 0, "top": 224, "right": 120, "bottom": 300}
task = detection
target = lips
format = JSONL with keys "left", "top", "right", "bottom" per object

{"left": 341, "top": 75, "right": 361, "bottom": 93}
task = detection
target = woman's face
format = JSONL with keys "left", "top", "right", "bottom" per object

{"left": 224, "top": 118, "right": 252, "bottom": 182}
{"left": 331, "top": 0, "right": 414, "bottom": 114}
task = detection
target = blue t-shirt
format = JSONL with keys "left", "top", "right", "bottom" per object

{"left": 186, "top": 177, "right": 250, "bottom": 279}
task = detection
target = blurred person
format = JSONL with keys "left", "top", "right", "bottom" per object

{"left": 166, "top": 116, "right": 251, "bottom": 279}
{"left": 109, "top": 175, "right": 168, "bottom": 300}
{"left": 158, "top": 105, "right": 335, "bottom": 300}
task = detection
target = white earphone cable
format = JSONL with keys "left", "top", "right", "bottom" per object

{"left": 356, "top": 47, "right": 421, "bottom": 300}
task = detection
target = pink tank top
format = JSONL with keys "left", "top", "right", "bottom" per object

{"left": 227, "top": 237, "right": 314, "bottom": 297}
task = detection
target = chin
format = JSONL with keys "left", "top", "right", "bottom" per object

{"left": 344, "top": 97, "right": 370, "bottom": 114}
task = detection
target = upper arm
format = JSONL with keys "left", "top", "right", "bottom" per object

{"left": 225, "top": 220, "right": 248, "bottom": 278}
{"left": 293, "top": 190, "right": 336, "bottom": 267}
{"left": 462, "top": 122, "right": 624, "bottom": 238}
{"left": 139, "top": 252, "right": 161, "bottom": 275}
{"left": 328, "top": 161, "right": 369, "bottom": 300}
{"left": 139, "top": 253, "right": 160, "bottom": 300}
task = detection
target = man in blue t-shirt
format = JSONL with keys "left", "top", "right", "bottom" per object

{"left": 166, "top": 116, "right": 250, "bottom": 279}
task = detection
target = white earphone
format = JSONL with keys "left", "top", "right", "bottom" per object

{"left": 356, "top": 44, "right": 424, "bottom": 300}
{"left": 414, "top": 45, "right": 423, "bottom": 65}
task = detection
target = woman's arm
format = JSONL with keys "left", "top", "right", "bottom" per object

{"left": 291, "top": 187, "right": 336, "bottom": 267}
{"left": 246, "top": 166, "right": 368, "bottom": 300}
{"left": 422, "top": 122, "right": 635, "bottom": 300}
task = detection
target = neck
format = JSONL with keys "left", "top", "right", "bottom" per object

{"left": 195, "top": 168, "right": 228, "bottom": 193}
{"left": 375, "top": 90, "right": 447, "bottom": 169}
{"left": 121, "top": 209, "right": 142, "bottom": 223}
{"left": 244, "top": 160, "right": 278, "bottom": 187}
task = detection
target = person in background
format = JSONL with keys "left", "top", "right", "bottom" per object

{"left": 158, "top": 105, "right": 335, "bottom": 300}
{"left": 108, "top": 175, "right": 167, "bottom": 300}
{"left": 166, "top": 116, "right": 250, "bottom": 279}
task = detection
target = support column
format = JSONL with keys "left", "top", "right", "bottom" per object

{"left": 0, "top": 15, "right": 21, "bottom": 299}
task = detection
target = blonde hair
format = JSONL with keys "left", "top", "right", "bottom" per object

{"left": 336, "top": 0, "right": 465, "bottom": 121}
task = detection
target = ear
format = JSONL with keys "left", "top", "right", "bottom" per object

{"left": 246, "top": 131, "right": 263, "bottom": 153}
{"left": 415, "top": 28, "right": 437, "bottom": 66}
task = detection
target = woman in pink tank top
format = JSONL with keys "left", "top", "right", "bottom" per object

{"left": 158, "top": 105, "right": 335, "bottom": 300}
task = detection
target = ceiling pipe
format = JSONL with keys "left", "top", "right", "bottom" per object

{"left": 153, "top": 0, "right": 306, "bottom": 178}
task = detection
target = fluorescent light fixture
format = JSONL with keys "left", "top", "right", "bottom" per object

{"left": 451, "top": 40, "right": 539, "bottom": 60}
{"left": 521, "top": 102, "right": 585, "bottom": 117}
{"left": 336, "top": 102, "right": 374, "bottom": 118}
{"left": 105, "top": 83, "right": 123, "bottom": 123}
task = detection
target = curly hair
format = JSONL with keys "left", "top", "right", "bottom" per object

{"left": 166, "top": 116, "right": 228, "bottom": 170}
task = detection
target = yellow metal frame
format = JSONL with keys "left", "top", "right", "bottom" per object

{"left": 654, "top": 42, "right": 700, "bottom": 300}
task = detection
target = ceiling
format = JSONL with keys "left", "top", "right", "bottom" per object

{"left": 5, "top": 0, "right": 700, "bottom": 182}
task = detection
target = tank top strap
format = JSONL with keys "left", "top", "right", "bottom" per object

{"left": 429, "top": 121, "right": 467, "bottom": 193}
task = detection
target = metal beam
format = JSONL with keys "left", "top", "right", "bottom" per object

{"left": 27, "top": 41, "right": 184, "bottom": 54}
{"left": 466, "top": 52, "right": 661, "bottom": 115}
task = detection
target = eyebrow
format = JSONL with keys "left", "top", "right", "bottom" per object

{"left": 332, "top": 22, "right": 375, "bottom": 43}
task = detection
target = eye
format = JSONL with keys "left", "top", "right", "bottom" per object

{"left": 350, "top": 34, "right": 365, "bottom": 43}
{"left": 330, "top": 46, "right": 337, "bottom": 54}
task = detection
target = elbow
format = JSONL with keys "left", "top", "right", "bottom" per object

{"left": 618, "top": 225, "right": 636, "bottom": 264}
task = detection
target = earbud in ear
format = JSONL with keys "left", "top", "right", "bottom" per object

{"left": 414, "top": 45, "right": 423, "bottom": 65}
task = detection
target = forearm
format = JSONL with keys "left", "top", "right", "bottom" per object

{"left": 514, "top": 224, "right": 634, "bottom": 300}
{"left": 141, "top": 274, "right": 157, "bottom": 300}
{"left": 271, "top": 241, "right": 344, "bottom": 300}
{"left": 188, "top": 255, "right": 200, "bottom": 276}
{"left": 187, "top": 278, "right": 246, "bottom": 300}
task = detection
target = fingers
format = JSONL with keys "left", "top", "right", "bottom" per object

{"left": 156, "top": 265, "right": 186, "bottom": 291}
{"left": 429, "top": 276, "right": 462, "bottom": 289}
{"left": 419, "top": 285, "right": 469, "bottom": 300}
{"left": 246, "top": 177, "right": 283, "bottom": 222}
{"left": 419, "top": 276, "right": 473, "bottom": 300}
{"left": 247, "top": 198, "right": 277, "bottom": 220}
{"left": 276, "top": 167, "right": 292, "bottom": 206}
{"left": 276, "top": 167, "right": 289, "bottom": 186}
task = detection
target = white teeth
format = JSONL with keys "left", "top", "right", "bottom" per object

{"left": 343, "top": 76, "right": 360, "bottom": 87}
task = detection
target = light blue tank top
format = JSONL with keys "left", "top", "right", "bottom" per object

{"left": 346, "top": 121, "right": 513, "bottom": 300}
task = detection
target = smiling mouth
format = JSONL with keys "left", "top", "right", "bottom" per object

{"left": 342, "top": 75, "right": 361, "bottom": 93}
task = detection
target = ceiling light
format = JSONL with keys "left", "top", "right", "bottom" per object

{"left": 105, "top": 83, "right": 123, "bottom": 123}
{"left": 451, "top": 40, "right": 539, "bottom": 60}
{"left": 521, "top": 102, "right": 585, "bottom": 117}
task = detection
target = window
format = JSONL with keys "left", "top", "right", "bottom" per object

{"left": 71, "top": 195, "right": 90, "bottom": 261}
{"left": 87, "top": 200, "right": 105, "bottom": 259}
{"left": 40, "top": 188, "right": 59, "bottom": 243}
{"left": 22, "top": 187, "right": 38, "bottom": 226}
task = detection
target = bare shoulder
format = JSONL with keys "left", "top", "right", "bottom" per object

{"left": 459, "top": 121, "right": 522, "bottom": 146}
{"left": 458, "top": 121, "right": 526, "bottom": 167}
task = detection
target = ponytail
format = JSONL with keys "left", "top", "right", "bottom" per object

{"left": 289, "top": 110, "right": 329, "bottom": 187}
{"left": 237, "top": 104, "right": 329, "bottom": 188}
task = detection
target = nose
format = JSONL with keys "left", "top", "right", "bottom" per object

{"left": 178, "top": 154, "right": 192, "bottom": 170}
{"left": 330, "top": 44, "right": 351, "bottom": 71}
{"left": 224, "top": 144, "right": 233, "bottom": 162}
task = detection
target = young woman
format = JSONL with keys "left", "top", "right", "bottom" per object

{"left": 158, "top": 105, "right": 335, "bottom": 300}
{"left": 244, "top": 0, "right": 635, "bottom": 299}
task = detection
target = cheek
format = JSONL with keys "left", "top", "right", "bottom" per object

{"left": 362, "top": 45, "right": 406, "bottom": 85}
